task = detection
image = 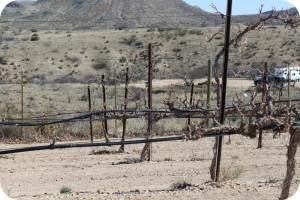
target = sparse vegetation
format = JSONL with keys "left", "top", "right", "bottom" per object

{"left": 0, "top": 56, "right": 7, "bottom": 65}
{"left": 120, "top": 35, "right": 137, "bottom": 46}
{"left": 30, "top": 33, "right": 40, "bottom": 41}
{"left": 171, "top": 181, "right": 193, "bottom": 190}
{"left": 92, "top": 59, "right": 109, "bottom": 70}
{"left": 220, "top": 161, "right": 244, "bottom": 182}
{"left": 60, "top": 186, "right": 72, "bottom": 194}
{"left": 112, "top": 158, "right": 142, "bottom": 165}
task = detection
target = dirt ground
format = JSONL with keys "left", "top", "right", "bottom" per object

{"left": 129, "top": 78, "right": 255, "bottom": 88}
{"left": 0, "top": 132, "right": 300, "bottom": 200}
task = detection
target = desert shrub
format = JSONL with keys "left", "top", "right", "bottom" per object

{"left": 135, "top": 41, "right": 143, "bottom": 48}
{"left": 281, "top": 38, "right": 295, "bottom": 47}
{"left": 12, "top": 29, "right": 22, "bottom": 35}
{"left": 159, "top": 31, "right": 174, "bottom": 41}
{"left": 147, "top": 28, "right": 155, "bottom": 32}
{"left": 66, "top": 56, "right": 80, "bottom": 63}
{"left": 31, "top": 28, "right": 37, "bottom": 32}
{"left": 119, "top": 56, "right": 127, "bottom": 63}
{"left": 30, "top": 33, "right": 40, "bottom": 41}
{"left": 296, "top": 48, "right": 300, "bottom": 57}
{"left": 241, "top": 51, "right": 255, "bottom": 59}
{"left": 234, "top": 60, "right": 242, "bottom": 67}
{"left": 53, "top": 76, "right": 80, "bottom": 83}
{"left": 120, "top": 35, "right": 137, "bottom": 46}
{"left": 115, "top": 21, "right": 130, "bottom": 30}
{"left": 157, "top": 27, "right": 178, "bottom": 32}
{"left": 92, "top": 59, "right": 109, "bottom": 70}
{"left": 247, "top": 42, "right": 258, "bottom": 49}
{"left": 60, "top": 186, "right": 71, "bottom": 194}
{"left": 129, "top": 87, "right": 145, "bottom": 101}
{"left": 282, "top": 60, "right": 292, "bottom": 65}
{"left": 171, "top": 181, "right": 192, "bottom": 190}
{"left": 189, "top": 29, "right": 203, "bottom": 35}
{"left": 79, "top": 94, "right": 88, "bottom": 101}
{"left": 72, "top": 0, "right": 83, "bottom": 7}
{"left": 158, "top": 27, "right": 169, "bottom": 32}
{"left": 84, "top": 75, "right": 99, "bottom": 83}
{"left": 4, "top": 36, "right": 15, "bottom": 41}
{"left": 173, "top": 48, "right": 182, "bottom": 53}
{"left": 175, "top": 29, "right": 188, "bottom": 37}
{"left": 0, "top": 56, "right": 7, "bottom": 65}
{"left": 220, "top": 161, "right": 244, "bottom": 181}
{"left": 215, "top": 36, "right": 223, "bottom": 40}
{"left": 112, "top": 158, "right": 142, "bottom": 165}
{"left": 20, "top": 37, "right": 29, "bottom": 41}
{"left": 0, "top": 126, "right": 20, "bottom": 140}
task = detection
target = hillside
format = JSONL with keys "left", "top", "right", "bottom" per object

{"left": 0, "top": 25, "right": 299, "bottom": 85}
{"left": 0, "top": 0, "right": 298, "bottom": 85}
{"left": 1, "top": 0, "right": 223, "bottom": 30}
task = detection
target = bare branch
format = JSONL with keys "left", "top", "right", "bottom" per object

{"left": 210, "top": 3, "right": 225, "bottom": 19}
{"left": 206, "top": 29, "right": 225, "bottom": 42}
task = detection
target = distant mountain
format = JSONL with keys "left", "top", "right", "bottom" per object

{"left": 1, "top": 0, "right": 223, "bottom": 30}
{"left": 263, "top": 7, "right": 298, "bottom": 15}
{"left": 1, "top": 0, "right": 291, "bottom": 30}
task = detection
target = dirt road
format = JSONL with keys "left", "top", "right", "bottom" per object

{"left": 128, "top": 78, "right": 254, "bottom": 88}
{"left": 0, "top": 133, "right": 299, "bottom": 200}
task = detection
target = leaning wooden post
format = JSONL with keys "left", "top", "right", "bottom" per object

{"left": 258, "top": 62, "right": 268, "bottom": 148}
{"left": 88, "top": 86, "right": 93, "bottom": 143}
{"left": 102, "top": 75, "right": 109, "bottom": 142}
{"left": 215, "top": 0, "right": 232, "bottom": 182}
{"left": 120, "top": 67, "right": 129, "bottom": 152}
{"left": 280, "top": 127, "right": 300, "bottom": 200}
{"left": 141, "top": 43, "right": 153, "bottom": 161}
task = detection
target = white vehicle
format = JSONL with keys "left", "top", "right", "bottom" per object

{"left": 274, "top": 66, "right": 300, "bottom": 82}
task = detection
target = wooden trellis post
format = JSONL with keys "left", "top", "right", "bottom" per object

{"left": 207, "top": 59, "right": 212, "bottom": 128}
{"left": 258, "top": 62, "right": 268, "bottom": 148}
{"left": 141, "top": 43, "right": 153, "bottom": 161}
{"left": 120, "top": 67, "right": 129, "bottom": 152}
{"left": 215, "top": 0, "right": 233, "bottom": 182}
{"left": 88, "top": 86, "right": 93, "bottom": 143}
{"left": 102, "top": 75, "right": 109, "bottom": 142}
{"left": 187, "top": 82, "right": 194, "bottom": 127}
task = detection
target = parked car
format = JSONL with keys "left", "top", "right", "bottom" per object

{"left": 253, "top": 75, "right": 277, "bottom": 85}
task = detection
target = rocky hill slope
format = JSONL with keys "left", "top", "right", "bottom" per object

{"left": 1, "top": 0, "right": 223, "bottom": 29}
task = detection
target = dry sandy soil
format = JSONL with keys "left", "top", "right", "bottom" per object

{"left": 129, "top": 78, "right": 255, "bottom": 88}
{"left": 0, "top": 132, "right": 300, "bottom": 200}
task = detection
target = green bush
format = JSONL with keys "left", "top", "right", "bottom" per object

{"left": 60, "top": 186, "right": 71, "bottom": 194}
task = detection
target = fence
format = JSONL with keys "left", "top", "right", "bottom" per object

{"left": 1, "top": 45, "right": 300, "bottom": 199}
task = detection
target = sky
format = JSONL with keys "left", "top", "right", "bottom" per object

{"left": 183, "top": 0, "right": 296, "bottom": 15}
